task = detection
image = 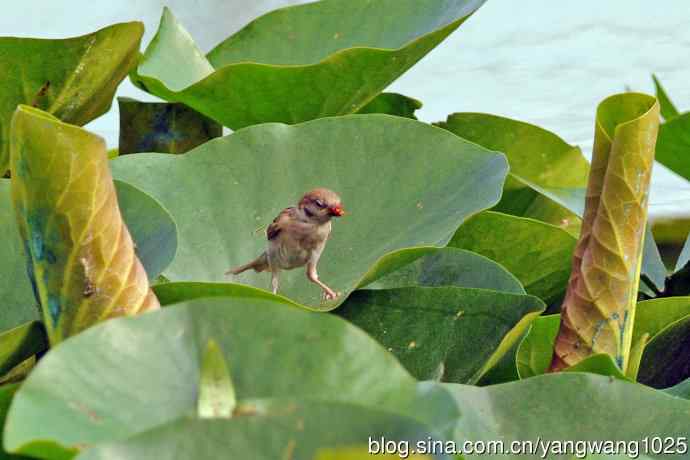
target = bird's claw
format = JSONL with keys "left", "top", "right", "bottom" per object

{"left": 321, "top": 290, "right": 341, "bottom": 302}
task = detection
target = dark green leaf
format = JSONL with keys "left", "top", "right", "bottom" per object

{"left": 337, "top": 287, "right": 544, "bottom": 383}
{"left": 449, "top": 211, "right": 575, "bottom": 303}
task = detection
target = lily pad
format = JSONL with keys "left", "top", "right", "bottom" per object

{"left": 0, "top": 22, "right": 143, "bottom": 175}
{"left": 449, "top": 211, "right": 575, "bottom": 303}
{"left": 117, "top": 98, "right": 222, "bottom": 155}
{"left": 414, "top": 373, "right": 690, "bottom": 459}
{"left": 111, "top": 115, "right": 508, "bottom": 309}
{"left": 132, "top": 2, "right": 485, "bottom": 130}
{"left": 436, "top": 113, "right": 589, "bottom": 226}
{"left": 4, "top": 297, "right": 418, "bottom": 458}
{"left": 76, "top": 402, "right": 446, "bottom": 460}
{"left": 337, "top": 287, "right": 544, "bottom": 383}
{"left": 10, "top": 106, "right": 160, "bottom": 344}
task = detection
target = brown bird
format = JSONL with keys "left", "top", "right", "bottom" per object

{"left": 226, "top": 188, "right": 345, "bottom": 299}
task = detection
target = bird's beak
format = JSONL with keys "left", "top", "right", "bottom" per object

{"left": 329, "top": 205, "right": 346, "bottom": 217}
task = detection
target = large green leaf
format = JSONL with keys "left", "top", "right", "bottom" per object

{"left": 9, "top": 106, "right": 159, "bottom": 344}
{"left": 337, "top": 287, "right": 544, "bottom": 383}
{"left": 0, "top": 321, "right": 47, "bottom": 377}
{"left": 436, "top": 113, "right": 589, "bottom": 227}
{"left": 132, "top": 2, "right": 485, "bottom": 130}
{"left": 0, "top": 22, "right": 143, "bottom": 175}
{"left": 0, "top": 179, "right": 176, "bottom": 334}
{"left": 117, "top": 98, "right": 222, "bottom": 155}
{"left": 449, "top": 211, "right": 575, "bottom": 303}
{"left": 437, "top": 111, "right": 667, "bottom": 292}
{"left": 656, "top": 112, "right": 690, "bottom": 182}
{"left": 363, "top": 247, "right": 524, "bottom": 294}
{"left": 414, "top": 374, "right": 690, "bottom": 459}
{"left": 76, "top": 402, "right": 446, "bottom": 460}
{"left": 4, "top": 298, "right": 418, "bottom": 458}
{"left": 111, "top": 115, "right": 508, "bottom": 309}
{"left": 551, "top": 93, "right": 659, "bottom": 372}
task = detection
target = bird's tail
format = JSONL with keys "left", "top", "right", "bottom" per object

{"left": 225, "top": 253, "right": 269, "bottom": 275}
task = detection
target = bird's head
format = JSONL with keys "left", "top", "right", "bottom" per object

{"left": 298, "top": 188, "right": 345, "bottom": 223}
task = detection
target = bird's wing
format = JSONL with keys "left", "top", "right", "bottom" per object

{"left": 266, "top": 207, "right": 295, "bottom": 240}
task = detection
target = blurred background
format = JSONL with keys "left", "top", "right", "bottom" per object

{"left": 3, "top": 0, "right": 690, "bottom": 219}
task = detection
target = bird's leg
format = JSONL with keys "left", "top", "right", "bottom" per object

{"left": 271, "top": 270, "right": 280, "bottom": 295}
{"left": 306, "top": 261, "right": 338, "bottom": 300}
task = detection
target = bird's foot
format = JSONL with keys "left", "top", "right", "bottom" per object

{"left": 321, "top": 289, "right": 341, "bottom": 302}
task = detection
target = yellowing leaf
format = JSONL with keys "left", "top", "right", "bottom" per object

{"left": 550, "top": 93, "right": 660, "bottom": 372}
{"left": 10, "top": 105, "right": 159, "bottom": 345}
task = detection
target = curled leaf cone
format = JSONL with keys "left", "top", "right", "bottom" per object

{"left": 10, "top": 105, "right": 159, "bottom": 345}
{"left": 549, "top": 93, "right": 660, "bottom": 373}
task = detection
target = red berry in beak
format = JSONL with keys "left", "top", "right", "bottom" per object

{"left": 329, "top": 205, "right": 345, "bottom": 217}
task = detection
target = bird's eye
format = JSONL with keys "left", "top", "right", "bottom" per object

{"left": 314, "top": 199, "right": 326, "bottom": 208}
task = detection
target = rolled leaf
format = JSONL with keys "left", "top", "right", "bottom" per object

{"left": 9, "top": 105, "right": 159, "bottom": 345}
{"left": 0, "top": 22, "right": 143, "bottom": 174}
{"left": 118, "top": 98, "right": 222, "bottom": 155}
{"left": 550, "top": 93, "right": 660, "bottom": 372}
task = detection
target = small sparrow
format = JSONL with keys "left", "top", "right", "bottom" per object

{"left": 226, "top": 188, "right": 345, "bottom": 300}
